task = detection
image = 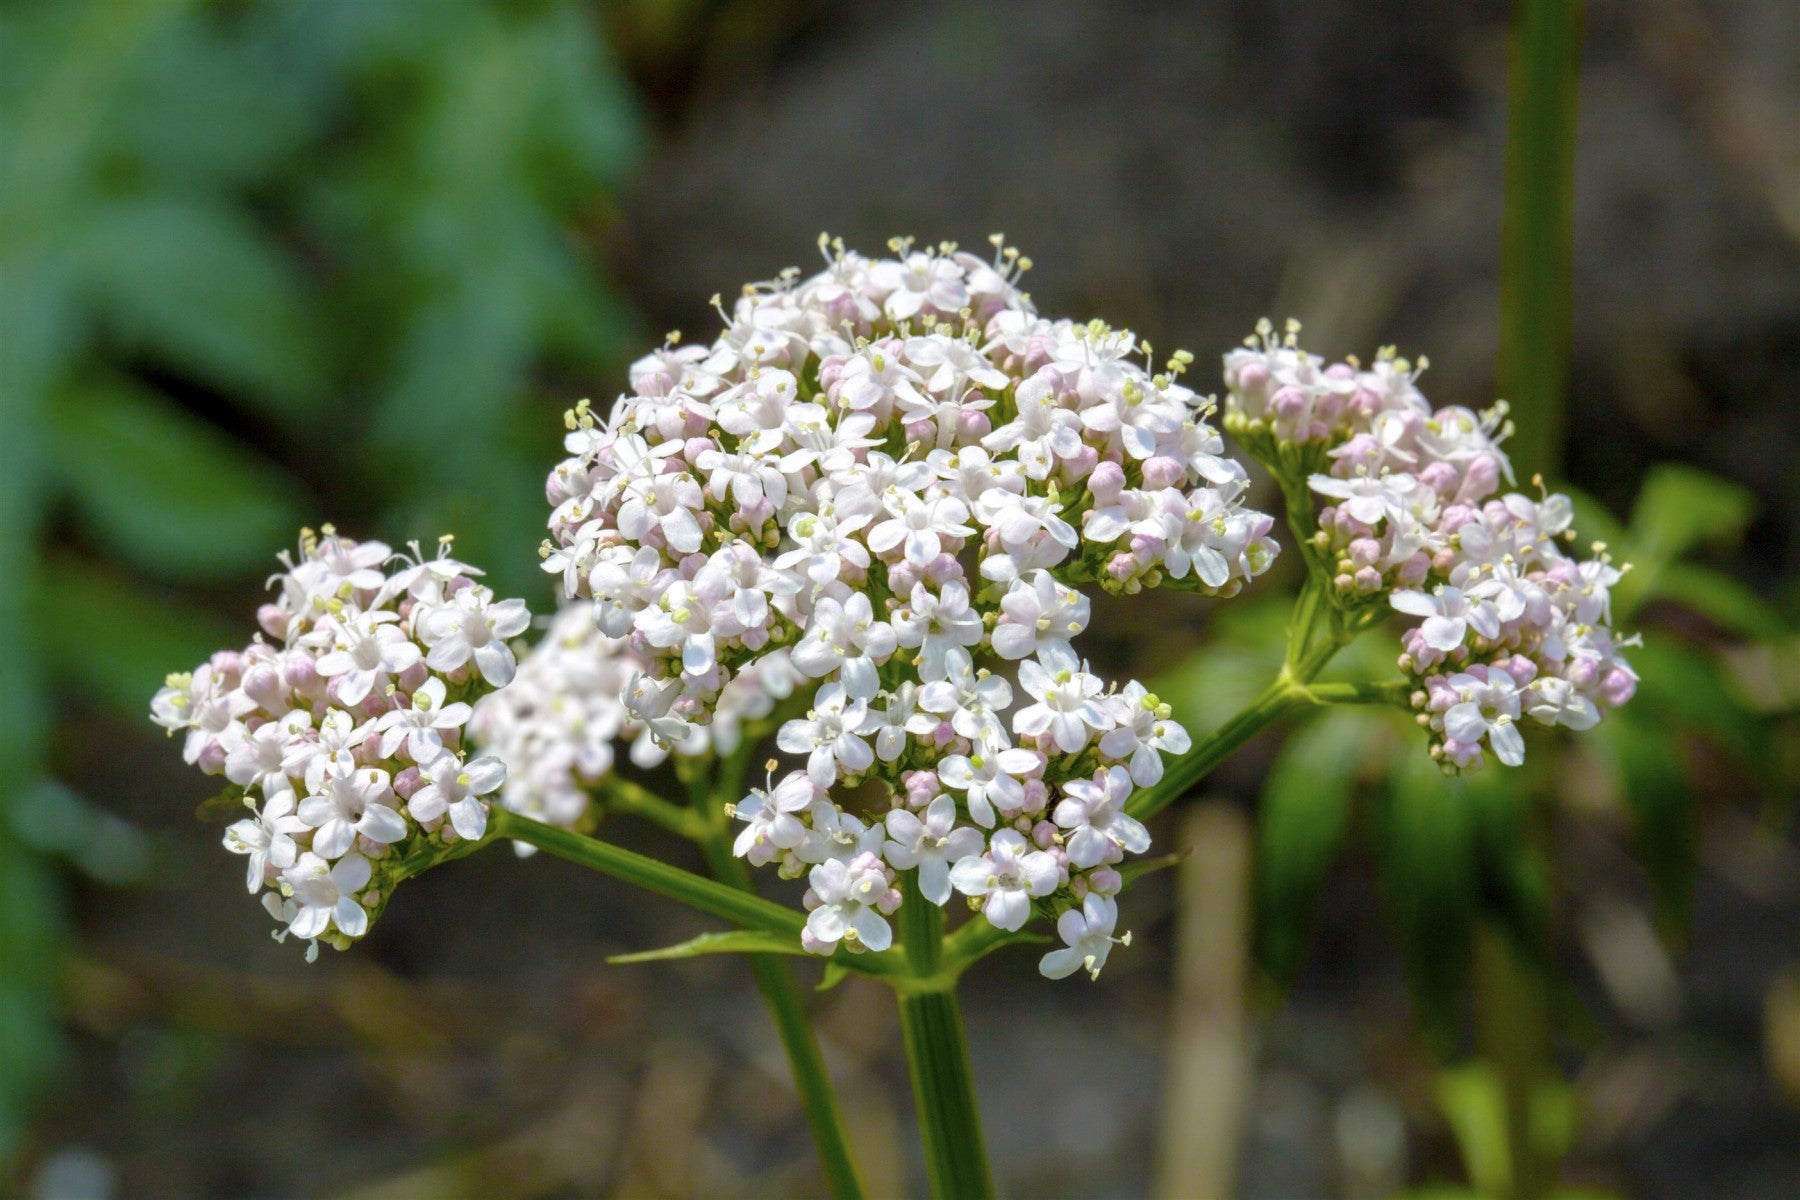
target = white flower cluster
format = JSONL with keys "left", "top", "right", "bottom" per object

{"left": 1224, "top": 321, "right": 1638, "bottom": 771}
{"left": 150, "top": 528, "right": 530, "bottom": 958}
{"left": 464, "top": 604, "right": 644, "bottom": 837}
{"left": 544, "top": 236, "right": 1278, "bottom": 977}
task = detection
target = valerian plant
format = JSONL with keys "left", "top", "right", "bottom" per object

{"left": 152, "top": 238, "right": 1635, "bottom": 1198}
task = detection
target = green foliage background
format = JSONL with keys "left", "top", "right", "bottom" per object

{"left": 0, "top": 0, "right": 639, "bottom": 1162}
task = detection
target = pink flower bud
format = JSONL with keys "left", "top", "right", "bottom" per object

{"left": 955, "top": 408, "right": 991, "bottom": 441}
{"left": 257, "top": 604, "right": 289, "bottom": 639}
{"left": 1088, "top": 460, "right": 1127, "bottom": 507}
{"left": 1061, "top": 444, "right": 1099, "bottom": 482}
{"left": 1141, "top": 456, "right": 1184, "bottom": 489}
{"left": 196, "top": 739, "right": 228, "bottom": 774}
{"left": 393, "top": 766, "right": 423, "bottom": 799}
{"left": 1088, "top": 867, "right": 1123, "bottom": 896}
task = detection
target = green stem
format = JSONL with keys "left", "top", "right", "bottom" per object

{"left": 1303, "top": 679, "right": 1412, "bottom": 706}
{"left": 601, "top": 776, "right": 708, "bottom": 839}
{"left": 697, "top": 837, "right": 866, "bottom": 1199}
{"left": 492, "top": 808, "right": 805, "bottom": 937}
{"left": 1127, "top": 674, "right": 1310, "bottom": 821}
{"left": 1497, "top": 0, "right": 1583, "bottom": 480}
{"left": 896, "top": 876, "right": 994, "bottom": 1200}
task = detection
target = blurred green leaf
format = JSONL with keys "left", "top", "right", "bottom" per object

{"left": 0, "top": 822, "right": 63, "bottom": 1166}
{"left": 1377, "top": 753, "right": 1479, "bottom": 1047}
{"left": 34, "top": 558, "right": 237, "bottom": 716}
{"left": 1650, "top": 562, "right": 1789, "bottom": 641}
{"left": 1598, "top": 715, "right": 1696, "bottom": 937}
{"left": 11, "top": 779, "right": 153, "bottom": 887}
{"left": 1628, "top": 638, "right": 1768, "bottom": 771}
{"left": 1254, "top": 709, "right": 1382, "bottom": 985}
{"left": 46, "top": 375, "right": 306, "bottom": 579}
{"left": 1437, "top": 1063, "right": 1512, "bottom": 1198}
{"left": 1626, "top": 463, "right": 1756, "bottom": 562}
{"left": 74, "top": 194, "right": 327, "bottom": 418}
{"left": 1466, "top": 770, "right": 1552, "bottom": 968}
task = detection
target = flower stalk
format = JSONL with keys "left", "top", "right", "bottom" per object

{"left": 897, "top": 872, "right": 995, "bottom": 1200}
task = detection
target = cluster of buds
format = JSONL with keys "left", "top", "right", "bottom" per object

{"left": 543, "top": 236, "right": 1275, "bottom": 977}
{"left": 149, "top": 528, "right": 530, "bottom": 958}
{"left": 1224, "top": 321, "right": 1637, "bottom": 771}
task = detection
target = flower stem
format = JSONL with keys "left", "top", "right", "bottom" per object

{"left": 1126, "top": 674, "right": 1310, "bottom": 821}
{"left": 491, "top": 808, "right": 806, "bottom": 937}
{"left": 1497, "top": 0, "right": 1583, "bottom": 480}
{"left": 694, "top": 830, "right": 867, "bottom": 1200}
{"left": 896, "top": 878, "right": 994, "bottom": 1200}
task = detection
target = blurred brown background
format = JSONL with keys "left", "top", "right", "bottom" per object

{"left": 5, "top": 1, "right": 1798, "bottom": 1197}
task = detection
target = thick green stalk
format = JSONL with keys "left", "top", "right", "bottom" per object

{"left": 491, "top": 809, "right": 805, "bottom": 937}
{"left": 1127, "top": 675, "right": 1309, "bottom": 822}
{"left": 1497, "top": 0, "right": 1583, "bottom": 480}
{"left": 897, "top": 875, "right": 994, "bottom": 1200}
{"left": 692, "top": 816, "right": 866, "bottom": 1200}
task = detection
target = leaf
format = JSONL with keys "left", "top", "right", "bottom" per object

{"left": 10, "top": 778, "right": 153, "bottom": 887}
{"left": 608, "top": 928, "right": 807, "bottom": 965}
{"left": 0, "top": 819, "right": 64, "bottom": 1166}
{"left": 74, "top": 194, "right": 327, "bottom": 418}
{"left": 1115, "top": 849, "right": 1188, "bottom": 887}
{"left": 1651, "top": 563, "right": 1789, "bottom": 641}
{"left": 1253, "top": 709, "right": 1380, "bottom": 986}
{"left": 1466, "top": 770, "right": 1551, "bottom": 968}
{"left": 34, "top": 557, "right": 237, "bottom": 716}
{"left": 1562, "top": 486, "right": 1629, "bottom": 550}
{"left": 1626, "top": 463, "right": 1756, "bottom": 562}
{"left": 1377, "top": 752, "right": 1479, "bottom": 1048}
{"left": 1436, "top": 1063, "right": 1511, "bottom": 1197}
{"left": 45, "top": 375, "right": 306, "bottom": 579}
{"left": 816, "top": 960, "right": 852, "bottom": 992}
{"left": 1628, "top": 638, "right": 1768, "bottom": 771}
{"left": 1598, "top": 715, "right": 1696, "bottom": 937}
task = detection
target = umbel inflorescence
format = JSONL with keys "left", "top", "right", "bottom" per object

{"left": 151, "top": 529, "right": 530, "bottom": 958}
{"left": 150, "top": 239, "right": 1636, "bottom": 981}
{"left": 542, "top": 235, "right": 1279, "bottom": 976}
{"left": 1224, "top": 319, "right": 1637, "bottom": 771}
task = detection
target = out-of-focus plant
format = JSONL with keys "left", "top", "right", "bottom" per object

{"left": 0, "top": 0, "right": 637, "bottom": 1165}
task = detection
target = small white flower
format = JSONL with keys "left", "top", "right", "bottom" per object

{"left": 1443, "top": 670, "right": 1526, "bottom": 767}
{"left": 1098, "top": 682, "right": 1191, "bottom": 786}
{"left": 409, "top": 753, "right": 506, "bottom": 841}
{"left": 281, "top": 851, "right": 372, "bottom": 940}
{"left": 948, "top": 829, "right": 1060, "bottom": 932}
{"left": 1309, "top": 470, "right": 1417, "bottom": 526}
{"left": 867, "top": 488, "right": 973, "bottom": 567}
{"left": 223, "top": 793, "right": 307, "bottom": 892}
{"left": 1013, "top": 645, "right": 1113, "bottom": 754}
{"left": 883, "top": 796, "right": 985, "bottom": 905}
{"left": 733, "top": 772, "right": 817, "bottom": 864}
{"left": 315, "top": 608, "right": 421, "bottom": 707}
{"left": 777, "top": 682, "right": 877, "bottom": 787}
{"left": 1039, "top": 894, "right": 1129, "bottom": 981}
{"left": 937, "top": 738, "right": 1041, "bottom": 827}
{"left": 1054, "top": 766, "right": 1151, "bottom": 868}
{"left": 867, "top": 682, "right": 938, "bottom": 762}
{"left": 374, "top": 677, "right": 473, "bottom": 762}
{"left": 804, "top": 855, "right": 894, "bottom": 952}
{"left": 791, "top": 593, "right": 898, "bottom": 700}
{"left": 1391, "top": 585, "right": 1500, "bottom": 653}
{"left": 421, "top": 589, "right": 531, "bottom": 686}
{"left": 916, "top": 648, "right": 1012, "bottom": 742}
{"left": 892, "top": 581, "right": 984, "bottom": 681}
{"left": 297, "top": 765, "right": 406, "bottom": 860}
{"left": 991, "top": 570, "right": 1089, "bottom": 661}
{"left": 224, "top": 712, "right": 310, "bottom": 799}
